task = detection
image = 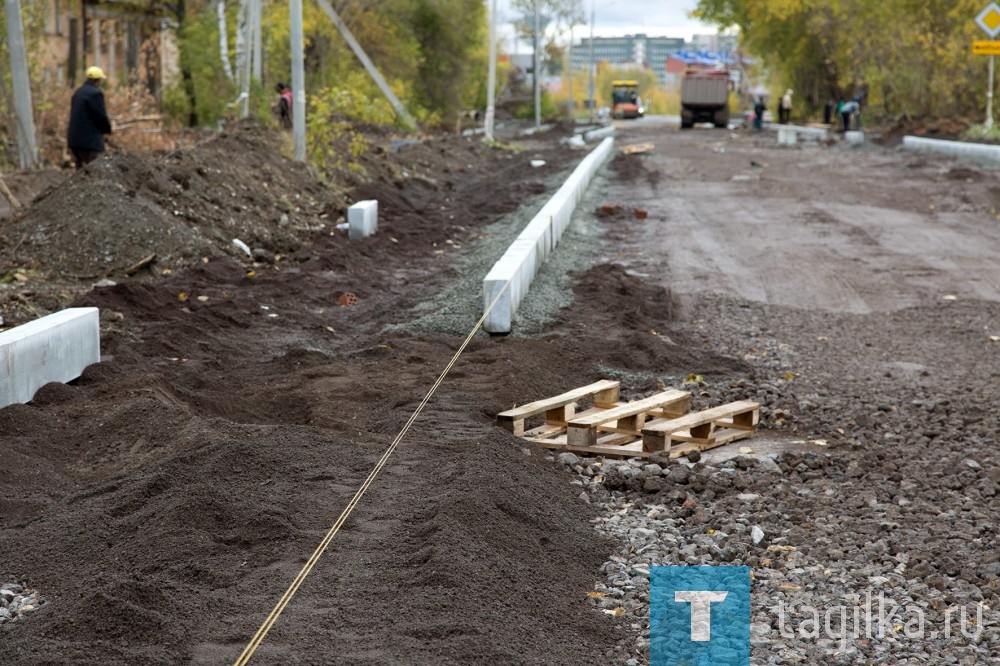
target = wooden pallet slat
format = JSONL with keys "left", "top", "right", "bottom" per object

{"left": 642, "top": 400, "right": 760, "bottom": 454}
{"left": 565, "top": 389, "right": 691, "bottom": 447}
{"left": 497, "top": 379, "right": 620, "bottom": 436}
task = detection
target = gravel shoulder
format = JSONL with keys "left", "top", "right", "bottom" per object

{"left": 569, "top": 119, "right": 1000, "bottom": 664}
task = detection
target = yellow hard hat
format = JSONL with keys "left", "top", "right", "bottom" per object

{"left": 86, "top": 66, "right": 107, "bottom": 80}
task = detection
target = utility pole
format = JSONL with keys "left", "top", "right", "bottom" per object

{"left": 533, "top": 4, "right": 541, "bottom": 128}
{"left": 290, "top": 0, "right": 306, "bottom": 161}
{"left": 252, "top": 0, "right": 262, "bottom": 82}
{"left": 485, "top": 0, "right": 497, "bottom": 141}
{"left": 5, "top": 0, "right": 38, "bottom": 169}
{"left": 567, "top": 27, "right": 573, "bottom": 123}
{"left": 588, "top": 0, "right": 595, "bottom": 123}
{"left": 988, "top": 51, "right": 995, "bottom": 130}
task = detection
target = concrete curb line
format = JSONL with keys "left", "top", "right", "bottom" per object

{"left": 482, "top": 137, "right": 615, "bottom": 334}
{"left": 902, "top": 135, "right": 1000, "bottom": 162}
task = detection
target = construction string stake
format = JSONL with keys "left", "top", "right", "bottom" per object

{"left": 233, "top": 281, "right": 510, "bottom": 666}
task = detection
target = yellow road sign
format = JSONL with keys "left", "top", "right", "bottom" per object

{"left": 978, "top": 2, "right": 1000, "bottom": 37}
{"left": 974, "top": 40, "right": 1000, "bottom": 54}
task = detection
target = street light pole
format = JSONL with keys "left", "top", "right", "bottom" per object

{"left": 588, "top": 0, "right": 594, "bottom": 123}
{"left": 533, "top": 4, "right": 541, "bottom": 128}
{"left": 988, "top": 51, "right": 995, "bottom": 130}
{"left": 567, "top": 27, "right": 572, "bottom": 123}
{"left": 485, "top": 0, "right": 497, "bottom": 141}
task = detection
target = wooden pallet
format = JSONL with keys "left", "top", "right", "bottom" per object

{"left": 498, "top": 382, "right": 759, "bottom": 460}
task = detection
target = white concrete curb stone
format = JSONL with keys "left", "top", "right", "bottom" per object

{"left": 844, "top": 131, "right": 865, "bottom": 145}
{"left": 0, "top": 307, "right": 100, "bottom": 408}
{"left": 902, "top": 135, "right": 1000, "bottom": 162}
{"left": 483, "top": 137, "right": 615, "bottom": 333}
{"left": 348, "top": 200, "right": 378, "bottom": 239}
{"left": 777, "top": 128, "right": 798, "bottom": 146}
{"left": 583, "top": 126, "right": 616, "bottom": 143}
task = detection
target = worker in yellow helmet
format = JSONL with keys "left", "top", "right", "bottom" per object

{"left": 67, "top": 66, "right": 113, "bottom": 169}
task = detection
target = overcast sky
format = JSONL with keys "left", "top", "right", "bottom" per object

{"left": 494, "top": 0, "right": 719, "bottom": 49}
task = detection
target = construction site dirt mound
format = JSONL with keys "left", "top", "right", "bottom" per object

{"left": 0, "top": 121, "right": 657, "bottom": 663}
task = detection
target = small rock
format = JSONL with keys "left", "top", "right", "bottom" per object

{"left": 685, "top": 450, "right": 702, "bottom": 463}
{"left": 643, "top": 476, "right": 666, "bottom": 493}
{"left": 751, "top": 525, "right": 765, "bottom": 544}
{"left": 643, "top": 463, "right": 663, "bottom": 477}
{"left": 756, "top": 456, "right": 782, "bottom": 474}
{"left": 557, "top": 452, "right": 580, "bottom": 467}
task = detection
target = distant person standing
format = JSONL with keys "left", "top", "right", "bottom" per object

{"left": 779, "top": 89, "right": 793, "bottom": 124}
{"left": 841, "top": 98, "right": 860, "bottom": 131}
{"left": 274, "top": 82, "right": 293, "bottom": 129}
{"left": 67, "top": 66, "right": 112, "bottom": 169}
{"left": 823, "top": 98, "right": 834, "bottom": 126}
{"left": 753, "top": 96, "right": 766, "bottom": 130}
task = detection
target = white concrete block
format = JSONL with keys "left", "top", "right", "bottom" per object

{"left": 844, "top": 131, "right": 865, "bottom": 145}
{"left": 348, "top": 200, "right": 378, "bottom": 239}
{"left": 777, "top": 128, "right": 798, "bottom": 146}
{"left": 0, "top": 307, "right": 100, "bottom": 408}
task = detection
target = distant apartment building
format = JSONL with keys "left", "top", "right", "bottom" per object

{"left": 568, "top": 33, "right": 740, "bottom": 87}
{"left": 689, "top": 33, "right": 739, "bottom": 55}
{"left": 569, "top": 34, "right": 686, "bottom": 85}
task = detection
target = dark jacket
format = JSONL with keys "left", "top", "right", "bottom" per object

{"left": 67, "top": 80, "right": 112, "bottom": 152}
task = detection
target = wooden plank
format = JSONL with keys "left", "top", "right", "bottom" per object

{"left": 668, "top": 427, "right": 753, "bottom": 448}
{"left": 667, "top": 428, "right": 752, "bottom": 457}
{"left": 646, "top": 394, "right": 693, "bottom": 418}
{"left": 621, "top": 142, "right": 654, "bottom": 155}
{"left": 642, "top": 401, "right": 758, "bottom": 453}
{"left": 568, "top": 389, "right": 691, "bottom": 428}
{"left": 642, "top": 400, "right": 759, "bottom": 434}
{"left": 522, "top": 424, "right": 566, "bottom": 441}
{"left": 530, "top": 438, "right": 653, "bottom": 459}
{"left": 566, "top": 389, "right": 690, "bottom": 447}
{"left": 497, "top": 380, "right": 620, "bottom": 434}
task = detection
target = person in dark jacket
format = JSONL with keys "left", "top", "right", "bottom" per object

{"left": 273, "top": 82, "right": 293, "bottom": 129}
{"left": 67, "top": 66, "right": 112, "bottom": 169}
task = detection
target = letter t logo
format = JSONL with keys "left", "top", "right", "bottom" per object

{"left": 674, "top": 591, "right": 729, "bottom": 641}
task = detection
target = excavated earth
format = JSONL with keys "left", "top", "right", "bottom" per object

{"left": 1, "top": 117, "right": 999, "bottom": 665}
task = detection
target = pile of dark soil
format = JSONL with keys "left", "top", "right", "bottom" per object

{"left": 1, "top": 121, "right": 729, "bottom": 663}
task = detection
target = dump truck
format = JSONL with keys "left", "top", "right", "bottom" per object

{"left": 680, "top": 69, "right": 730, "bottom": 129}
{"left": 611, "top": 80, "right": 644, "bottom": 119}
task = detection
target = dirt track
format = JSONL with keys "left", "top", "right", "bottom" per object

{"left": 3, "top": 119, "right": 1000, "bottom": 664}
{"left": 613, "top": 117, "right": 1000, "bottom": 313}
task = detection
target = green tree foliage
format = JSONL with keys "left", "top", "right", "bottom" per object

{"left": 694, "top": 0, "right": 986, "bottom": 118}
{"left": 162, "top": 5, "right": 239, "bottom": 126}
{"left": 405, "top": 0, "right": 486, "bottom": 116}
{"left": 161, "top": 0, "right": 489, "bottom": 129}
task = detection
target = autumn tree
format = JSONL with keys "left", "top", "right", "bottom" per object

{"left": 694, "top": 0, "right": 986, "bottom": 119}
